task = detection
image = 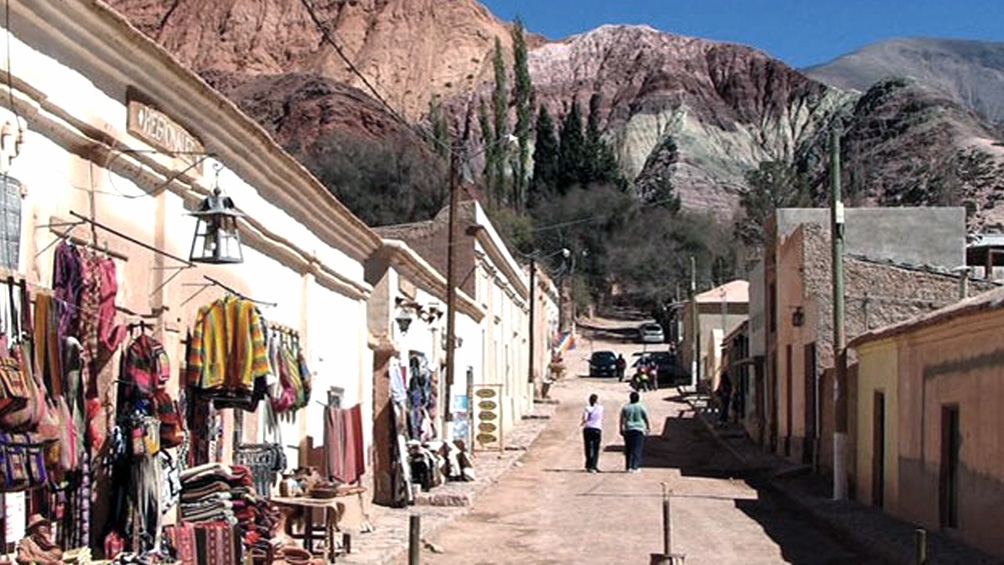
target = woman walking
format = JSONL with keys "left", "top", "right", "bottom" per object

{"left": 581, "top": 393, "right": 604, "bottom": 472}
{"left": 619, "top": 391, "right": 650, "bottom": 472}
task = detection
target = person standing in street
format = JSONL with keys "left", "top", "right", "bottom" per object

{"left": 619, "top": 390, "right": 650, "bottom": 472}
{"left": 615, "top": 353, "right": 626, "bottom": 382}
{"left": 581, "top": 393, "right": 604, "bottom": 472}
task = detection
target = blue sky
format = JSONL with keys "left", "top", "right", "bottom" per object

{"left": 480, "top": 0, "right": 1004, "bottom": 68}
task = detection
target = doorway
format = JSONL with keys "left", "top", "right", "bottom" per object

{"left": 939, "top": 405, "right": 960, "bottom": 530}
{"left": 872, "top": 391, "right": 885, "bottom": 508}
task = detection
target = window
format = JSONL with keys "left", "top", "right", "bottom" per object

{"left": 0, "top": 176, "right": 21, "bottom": 270}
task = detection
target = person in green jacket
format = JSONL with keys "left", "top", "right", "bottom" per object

{"left": 619, "top": 391, "right": 650, "bottom": 472}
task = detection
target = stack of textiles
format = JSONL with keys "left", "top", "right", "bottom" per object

{"left": 178, "top": 463, "right": 280, "bottom": 560}
{"left": 62, "top": 547, "right": 92, "bottom": 563}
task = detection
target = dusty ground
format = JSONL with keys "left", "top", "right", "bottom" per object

{"left": 392, "top": 319, "right": 872, "bottom": 565}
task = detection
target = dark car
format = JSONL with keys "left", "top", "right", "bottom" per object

{"left": 588, "top": 350, "right": 618, "bottom": 378}
{"left": 649, "top": 351, "right": 688, "bottom": 387}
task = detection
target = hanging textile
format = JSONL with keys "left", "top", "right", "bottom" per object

{"left": 406, "top": 353, "right": 436, "bottom": 441}
{"left": 104, "top": 327, "right": 181, "bottom": 555}
{"left": 187, "top": 296, "right": 270, "bottom": 410}
{"left": 52, "top": 241, "right": 82, "bottom": 353}
{"left": 323, "top": 404, "right": 365, "bottom": 484}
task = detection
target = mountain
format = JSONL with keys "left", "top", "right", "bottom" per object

{"left": 804, "top": 38, "right": 1004, "bottom": 127}
{"left": 107, "top": 0, "right": 1004, "bottom": 232}
{"left": 516, "top": 25, "right": 848, "bottom": 214}
{"left": 106, "top": 0, "right": 531, "bottom": 121}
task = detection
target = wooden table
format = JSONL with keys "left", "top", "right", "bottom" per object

{"left": 271, "top": 496, "right": 342, "bottom": 563}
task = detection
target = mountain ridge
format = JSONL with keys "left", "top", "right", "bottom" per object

{"left": 804, "top": 37, "right": 1004, "bottom": 126}
{"left": 106, "top": 0, "right": 1004, "bottom": 231}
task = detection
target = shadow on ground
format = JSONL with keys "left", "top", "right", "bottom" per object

{"left": 637, "top": 403, "right": 884, "bottom": 563}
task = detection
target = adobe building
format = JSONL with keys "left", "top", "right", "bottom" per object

{"left": 0, "top": 0, "right": 391, "bottom": 551}
{"left": 749, "top": 207, "right": 992, "bottom": 474}
{"left": 851, "top": 285, "right": 1004, "bottom": 558}
{"left": 679, "top": 279, "right": 749, "bottom": 391}
{"left": 376, "top": 200, "right": 535, "bottom": 448}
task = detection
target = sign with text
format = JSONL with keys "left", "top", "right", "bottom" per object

{"left": 473, "top": 384, "right": 503, "bottom": 452}
{"left": 127, "top": 99, "right": 204, "bottom": 173}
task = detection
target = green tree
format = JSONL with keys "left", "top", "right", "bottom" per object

{"left": 304, "top": 130, "right": 448, "bottom": 227}
{"left": 427, "top": 98, "right": 451, "bottom": 159}
{"left": 511, "top": 19, "right": 534, "bottom": 213}
{"left": 478, "top": 98, "right": 495, "bottom": 205}
{"left": 491, "top": 37, "right": 509, "bottom": 206}
{"left": 530, "top": 184, "right": 634, "bottom": 306}
{"left": 736, "top": 160, "right": 811, "bottom": 247}
{"left": 530, "top": 105, "right": 559, "bottom": 209}
{"left": 557, "top": 100, "right": 585, "bottom": 194}
{"left": 584, "top": 93, "right": 621, "bottom": 187}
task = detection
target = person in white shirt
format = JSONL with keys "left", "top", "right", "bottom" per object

{"left": 580, "top": 393, "right": 604, "bottom": 472}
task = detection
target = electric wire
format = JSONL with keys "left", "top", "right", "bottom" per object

{"left": 298, "top": 0, "right": 687, "bottom": 247}
{"left": 298, "top": 0, "right": 515, "bottom": 161}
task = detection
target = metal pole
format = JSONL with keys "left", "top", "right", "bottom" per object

{"left": 690, "top": 256, "right": 700, "bottom": 388}
{"left": 831, "top": 126, "right": 848, "bottom": 500}
{"left": 445, "top": 142, "right": 459, "bottom": 424}
{"left": 914, "top": 528, "right": 927, "bottom": 565}
{"left": 528, "top": 258, "right": 536, "bottom": 385}
{"left": 662, "top": 483, "right": 672, "bottom": 555}
{"left": 409, "top": 514, "right": 421, "bottom": 565}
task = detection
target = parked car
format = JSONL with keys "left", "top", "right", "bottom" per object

{"left": 649, "top": 351, "right": 688, "bottom": 387}
{"left": 637, "top": 322, "right": 665, "bottom": 344}
{"left": 588, "top": 350, "right": 619, "bottom": 378}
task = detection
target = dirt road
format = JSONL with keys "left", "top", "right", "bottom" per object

{"left": 396, "top": 323, "right": 871, "bottom": 564}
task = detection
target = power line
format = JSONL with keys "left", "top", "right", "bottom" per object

{"left": 298, "top": 0, "right": 521, "bottom": 162}
{"left": 297, "top": 0, "right": 449, "bottom": 154}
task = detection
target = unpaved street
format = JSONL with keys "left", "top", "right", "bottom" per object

{"left": 398, "top": 323, "right": 877, "bottom": 564}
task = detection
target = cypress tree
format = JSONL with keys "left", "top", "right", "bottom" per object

{"left": 491, "top": 37, "right": 509, "bottom": 206}
{"left": 530, "top": 105, "right": 558, "bottom": 208}
{"left": 478, "top": 98, "right": 495, "bottom": 206}
{"left": 584, "top": 92, "right": 622, "bottom": 187}
{"left": 557, "top": 100, "right": 585, "bottom": 194}
{"left": 428, "top": 98, "right": 451, "bottom": 159}
{"left": 512, "top": 19, "right": 533, "bottom": 213}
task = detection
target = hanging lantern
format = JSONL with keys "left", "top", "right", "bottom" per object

{"left": 189, "top": 186, "right": 244, "bottom": 264}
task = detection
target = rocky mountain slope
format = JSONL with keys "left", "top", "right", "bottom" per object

{"left": 519, "top": 25, "right": 850, "bottom": 214}
{"left": 804, "top": 38, "right": 1004, "bottom": 127}
{"left": 106, "top": 0, "right": 528, "bottom": 121}
{"left": 107, "top": 0, "right": 1004, "bottom": 231}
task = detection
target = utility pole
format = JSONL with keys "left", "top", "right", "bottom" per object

{"left": 831, "top": 126, "right": 848, "bottom": 500}
{"left": 690, "top": 256, "right": 699, "bottom": 389}
{"left": 528, "top": 257, "right": 536, "bottom": 385}
{"left": 444, "top": 141, "right": 460, "bottom": 425}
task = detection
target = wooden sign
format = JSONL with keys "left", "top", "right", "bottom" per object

{"left": 473, "top": 384, "right": 503, "bottom": 451}
{"left": 127, "top": 99, "right": 204, "bottom": 173}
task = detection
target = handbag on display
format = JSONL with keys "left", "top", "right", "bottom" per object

{"left": 234, "top": 400, "right": 285, "bottom": 497}
{"left": 0, "top": 351, "right": 28, "bottom": 416}
{"left": 152, "top": 389, "right": 184, "bottom": 449}
{"left": 4, "top": 341, "right": 43, "bottom": 430}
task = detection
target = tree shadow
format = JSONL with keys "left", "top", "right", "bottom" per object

{"left": 637, "top": 410, "right": 879, "bottom": 563}
{"left": 731, "top": 492, "right": 877, "bottom": 564}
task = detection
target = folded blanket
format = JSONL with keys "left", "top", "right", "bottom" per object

{"left": 180, "top": 481, "right": 231, "bottom": 501}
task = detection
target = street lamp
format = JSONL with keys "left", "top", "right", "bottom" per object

{"left": 189, "top": 164, "right": 244, "bottom": 264}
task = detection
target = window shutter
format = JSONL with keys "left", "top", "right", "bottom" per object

{"left": 0, "top": 176, "right": 21, "bottom": 270}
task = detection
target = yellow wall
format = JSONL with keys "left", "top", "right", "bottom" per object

{"left": 854, "top": 338, "right": 899, "bottom": 512}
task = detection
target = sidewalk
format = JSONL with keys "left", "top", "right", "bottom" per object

{"left": 683, "top": 389, "right": 1001, "bottom": 565}
{"left": 337, "top": 399, "right": 558, "bottom": 565}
